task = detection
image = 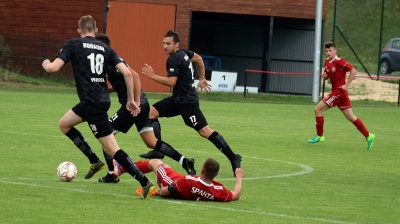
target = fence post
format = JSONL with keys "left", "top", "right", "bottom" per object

{"left": 103, "top": 0, "right": 109, "bottom": 33}
{"left": 398, "top": 79, "right": 399, "bottom": 107}
{"left": 40, "top": 39, "right": 44, "bottom": 77}
{"left": 244, "top": 70, "right": 247, "bottom": 97}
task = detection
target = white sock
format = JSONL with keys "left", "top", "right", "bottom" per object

{"left": 178, "top": 156, "right": 185, "bottom": 165}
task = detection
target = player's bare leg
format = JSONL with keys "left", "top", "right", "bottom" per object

{"left": 59, "top": 110, "right": 104, "bottom": 179}
{"left": 148, "top": 159, "right": 163, "bottom": 173}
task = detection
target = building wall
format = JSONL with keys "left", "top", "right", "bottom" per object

{"left": 116, "top": 0, "right": 327, "bottom": 50}
{"left": 0, "top": 0, "right": 327, "bottom": 81}
{"left": 106, "top": 1, "right": 176, "bottom": 93}
{"left": 0, "top": 0, "right": 105, "bottom": 77}
{"left": 0, "top": 0, "right": 104, "bottom": 44}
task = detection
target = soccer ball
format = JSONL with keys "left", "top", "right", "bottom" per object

{"left": 57, "top": 161, "right": 77, "bottom": 182}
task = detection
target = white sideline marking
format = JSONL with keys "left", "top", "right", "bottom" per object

{"left": 0, "top": 179, "right": 355, "bottom": 224}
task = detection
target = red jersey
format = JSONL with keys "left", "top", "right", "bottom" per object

{"left": 155, "top": 163, "right": 233, "bottom": 202}
{"left": 324, "top": 56, "right": 353, "bottom": 90}
{"left": 173, "top": 175, "right": 233, "bottom": 202}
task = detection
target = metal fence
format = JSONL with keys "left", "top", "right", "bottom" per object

{"left": 0, "top": 34, "right": 73, "bottom": 79}
{"left": 190, "top": 18, "right": 317, "bottom": 95}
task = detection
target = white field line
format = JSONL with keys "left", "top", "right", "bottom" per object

{"left": 0, "top": 179, "right": 355, "bottom": 224}
{"left": 3, "top": 131, "right": 314, "bottom": 181}
{"left": 2, "top": 132, "right": 351, "bottom": 223}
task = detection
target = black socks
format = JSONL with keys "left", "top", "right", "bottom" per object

{"left": 65, "top": 127, "right": 99, "bottom": 164}
{"left": 151, "top": 119, "right": 162, "bottom": 140}
{"left": 113, "top": 149, "right": 149, "bottom": 187}
{"left": 155, "top": 140, "right": 182, "bottom": 162}
{"left": 208, "top": 131, "right": 236, "bottom": 161}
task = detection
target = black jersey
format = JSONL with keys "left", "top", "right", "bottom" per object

{"left": 106, "top": 60, "right": 148, "bottom": 106}
{"left": 166, "top": 49, "right": 198, "bottom": 104}
{"left": 57, "top": 36, "right": 122, "bottom": 104}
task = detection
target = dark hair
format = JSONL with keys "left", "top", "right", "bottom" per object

{"left": 95, "top": 33, "right": 110, "bottom": 46}
{"left": 202, "top": 158, "right": 220, "bottom": 180}
{"left": 78, "top": 15, "right": 96, "bottom": 33}
{"left": 324, "top": 41, "right": 336, "bottom": 49}
{"left": 164, "top": 30, "right": 180, "bottom": 43}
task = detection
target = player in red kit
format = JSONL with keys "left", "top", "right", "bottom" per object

{"left": 308, "top": 41, "right": 375, "bottom": 150}
{"left": 114, "top": 158, "right": 243, "bottom": 202}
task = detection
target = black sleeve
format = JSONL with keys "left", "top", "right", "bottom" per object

{"left": 57, "top": 40, "right": 74, "bottom": 64}
{"left": 109, "top": 48, "right": 123, "bottom": 68}
{"left": 107, "top": 60, "right": 128, "bottom": 78}
{"left": 182, "top": 49, "right": 194, "bottom": 59}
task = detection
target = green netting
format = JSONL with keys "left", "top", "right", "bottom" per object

{"left": 325, "top": 0, "right": 400, "bottom": 75}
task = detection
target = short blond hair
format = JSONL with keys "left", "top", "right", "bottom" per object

{"left": 78, "top": 15, "right": 96, "bottom": 33}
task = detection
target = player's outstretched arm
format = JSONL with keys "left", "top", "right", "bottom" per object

{"left": 231, "top": 168, "right": 244, "bottom": 201}
{"left": 343, "top": 67, "right": 357, "bottom": 91}
{"left": 116, "top": 63, "right": 140, "bottom": 116}
{"left": 192, "top": 53, "right": 211, "bottom": 94}
{"left": 320, "top": 71, "right": 329, "bottom": 80}
{"left": 129, "top": 67, "right": 142, "bottom": 106}
{"left": 42, "top": 58, "right": 65, "bottom": 73}
{"left": 191, "top": 53, "right": 205, "bottom": 79}
{"left": 141, "top": 63, "right": 177, "bottom": 87}
{"left": 159, "top": 186, "right": 171, "bottom": 197}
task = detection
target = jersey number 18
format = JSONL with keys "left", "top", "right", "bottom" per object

{"left": 87, "top": 53, "right": 104, "bottom": 75}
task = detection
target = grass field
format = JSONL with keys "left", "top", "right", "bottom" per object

{"left": 0, "top": 88, "right": 399, "bottom": 224}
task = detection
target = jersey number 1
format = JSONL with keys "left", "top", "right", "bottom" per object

{"left": 87, "top": 53, "right": 104, "bottom": 75}
{"left": 189, "top": 62, "right": 194, "bottom": 80}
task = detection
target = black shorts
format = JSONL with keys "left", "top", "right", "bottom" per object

{"left": 72, "top": 102, "right": 113, "bottom": 138}
{"left": 109, "top": 101, "right": 153, "bottom": 134}
{"left": 152, "top": 96, "right": 208, "bottom": 131}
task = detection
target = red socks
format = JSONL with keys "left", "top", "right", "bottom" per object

{"left": 315, "top": 116, "right": 369, "bottom": 138}
{"left": 352, "top": 118, "right": 369, "bottom": 138}
{"left": 133, "top": 160, "right": 151, "bottom": 174}
{"left": 316, "top": 116, "right": 324, "bottom": 136}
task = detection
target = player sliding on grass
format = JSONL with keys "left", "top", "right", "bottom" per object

{"left": 307, "top": 41, "right": 375, "bottom": 150}
{"left": 114, "top": 158, "right": 244, "bottom": 202}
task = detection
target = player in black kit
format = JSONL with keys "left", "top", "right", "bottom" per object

{"left": 141, "top": 30, "right": 242, "bottom": 177}
{"left": 93, "top": 33, "right": 196, "bottom": 184}
{"left": 41, "top": 15, "right": 155, "bottom": 199}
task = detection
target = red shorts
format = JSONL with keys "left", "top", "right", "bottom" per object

{"left": 156, "top": 163, "right": 184, "bottom": 188}
{"left": 323, "top": 90, "right": 352, "bottom": 110}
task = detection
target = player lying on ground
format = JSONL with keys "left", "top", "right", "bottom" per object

{"left": 114, "top": 158, "right": 244, "bottom": 202}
